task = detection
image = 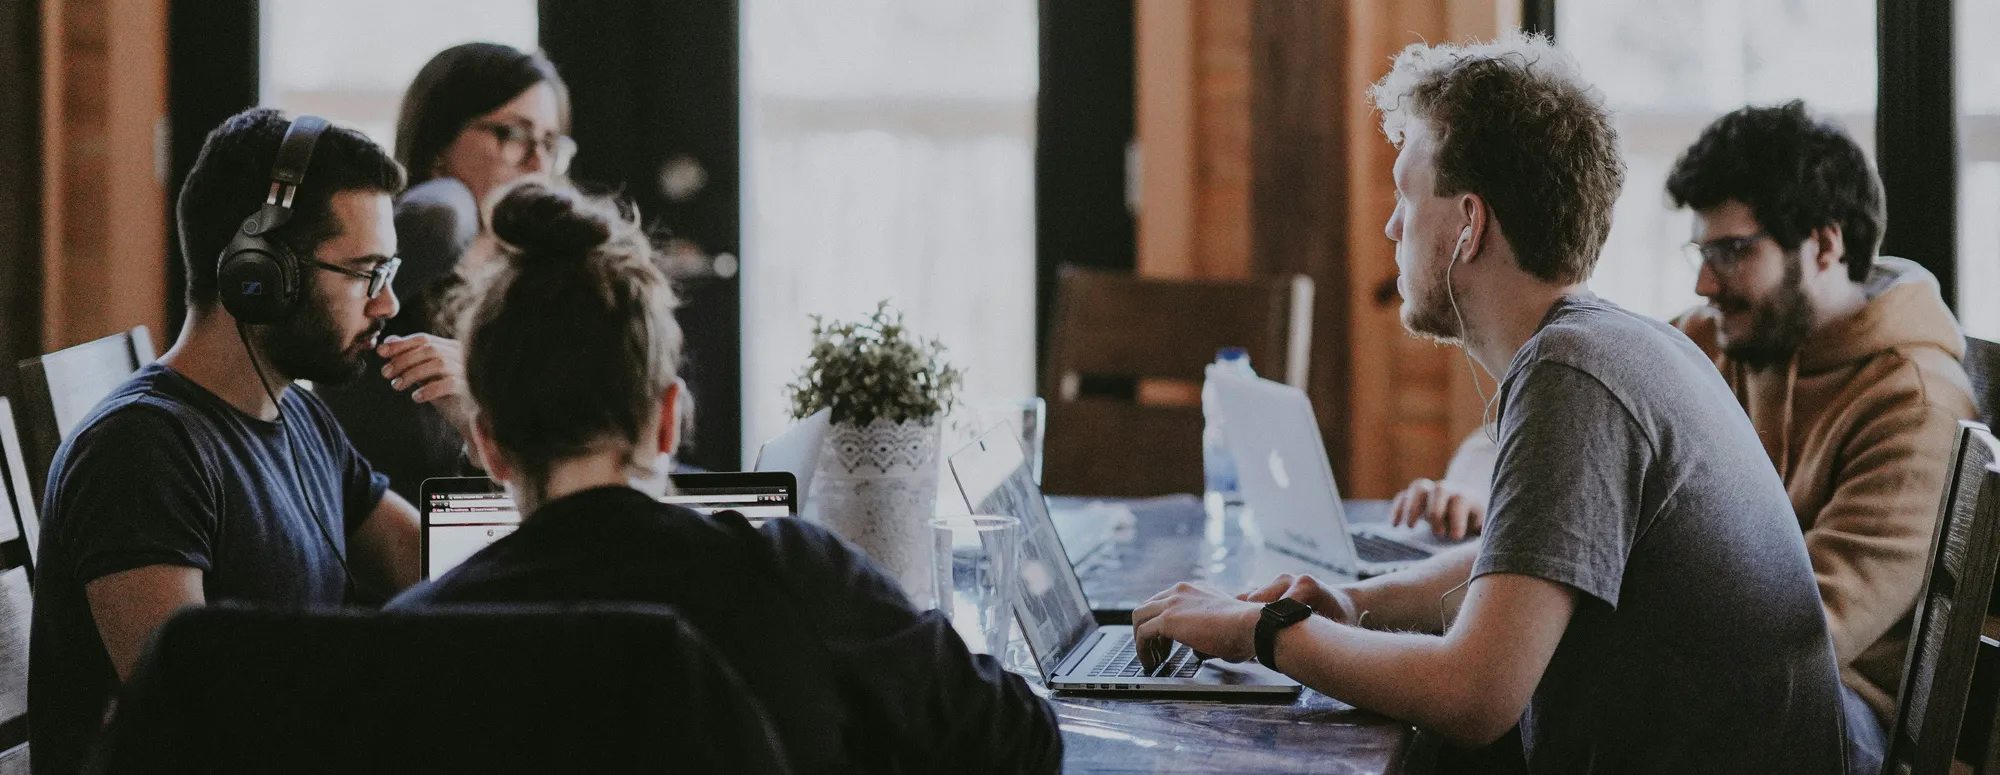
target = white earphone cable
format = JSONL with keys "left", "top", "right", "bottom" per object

{"left": 1446, "top": 228, "right": 1500, "bottom": 442}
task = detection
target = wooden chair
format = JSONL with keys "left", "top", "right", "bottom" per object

{"left": 0, "top": 558, "right": 28, "bottom": 775}
{"left": 1968, "top": 336, "right": 2000, "bottom": 426}
{"left": 0, "top": 411, "right": 32, "bottom": 773}
{"left": 1884, "top": 421, "right": 2000, "bottom": 775}
{"left": 1040, "top": 266, "right": 1313, "bottom": 497}
{"left": 0, "top": 401, "right": 35, "bottom": 577}
{"left": 12, "top": 326, "right": 155, "bottom": 505}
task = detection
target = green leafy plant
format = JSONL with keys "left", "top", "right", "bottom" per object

{"left": 787, "top": 301, "right": 963, "bottom": 428}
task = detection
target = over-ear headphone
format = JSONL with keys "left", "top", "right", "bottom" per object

{"left": 217, "top": 115, "right": 330, "bottom": 325}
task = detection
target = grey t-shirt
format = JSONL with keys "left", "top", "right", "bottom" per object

{"left": 1473, "top": 296, "right": 1846, "bottom": 774}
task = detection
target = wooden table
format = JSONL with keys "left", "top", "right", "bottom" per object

{"left": 1038, "top": 495, "right": 1434, "bottom": 774}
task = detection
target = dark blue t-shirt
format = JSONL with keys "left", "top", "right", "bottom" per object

{"left": 28, "top": 362, "right": 388, "bottom": 775}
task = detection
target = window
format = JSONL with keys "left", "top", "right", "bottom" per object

{"left": 1960, "top": 0, "right": 2000, "bottom": 340}
{"left": 1559, "top": 0, "right": 1877, "bottom": 321}
{"left": 740, "top": 0, "right": 1039, "bottom": 463}
{"left": 259, "top": 0, "right": 539, "bottom": 150}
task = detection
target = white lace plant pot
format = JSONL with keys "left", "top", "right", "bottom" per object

{"left": 809, "top": 417, "right": 942, "bottom": 607}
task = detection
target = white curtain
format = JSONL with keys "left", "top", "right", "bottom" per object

{"left": 1560, "top": 0, "right": 1876, "bottom": 322}
{"left": 741, "top": 0, "right": 1039, "bottom": 465}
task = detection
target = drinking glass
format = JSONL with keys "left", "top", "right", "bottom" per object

{"left": 930, "top": 515, "right": 1021, "bottom": 655}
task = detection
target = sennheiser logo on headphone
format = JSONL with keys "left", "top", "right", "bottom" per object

{"left": 242, "top": 281, "right": 264, "bottom": 296}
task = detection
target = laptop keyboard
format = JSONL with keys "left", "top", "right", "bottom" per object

{"left": 1085, "top": 635, "right": 1203, "bottom": 679}
{"left": 1352, "top": 532, "right": 1432, "bottom": 564}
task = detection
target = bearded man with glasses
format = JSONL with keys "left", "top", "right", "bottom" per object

{"left": 1666, "top": 99, "right": 1977, "bottom": 764}
{"left": 29, "top": 109, "right": 448, "bottom": 775}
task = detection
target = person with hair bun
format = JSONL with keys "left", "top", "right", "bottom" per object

{"left": 388, "top": 183, "right": 1061, "bottom": 774}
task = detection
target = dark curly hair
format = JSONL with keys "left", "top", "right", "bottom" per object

{"left": 1667, "top": 100, "right": 1883, "bottom": 282}
{"left": 1371, "top": 34, "right": 1625, "bottom": 284}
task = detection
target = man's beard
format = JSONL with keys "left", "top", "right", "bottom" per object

{"left": 1401, "top": 251, "right": 1465, "bottom": 345}
{"left": 258, "top": 279, "right": 379, "bottom": 385}
{"left": 1719, "top": 257, "right": 1815, "bottom": 370}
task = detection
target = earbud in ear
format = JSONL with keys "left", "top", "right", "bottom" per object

{"left": 1451, "top": 226, "right": 1472, "bottom": 263}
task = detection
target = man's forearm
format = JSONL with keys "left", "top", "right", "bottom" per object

{"left": 1343, "top": 543, "right": 1478, "bottom": 633}
{"left": 1273, "top": 615, "right": 1500, "bottom": 743}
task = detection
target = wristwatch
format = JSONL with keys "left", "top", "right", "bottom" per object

{"left": 1256, "top": 598, "right": 1314, "bottom": 672}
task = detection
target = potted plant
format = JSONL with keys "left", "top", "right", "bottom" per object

{"left": 787, "top": 301, "right": 963, "bottom": 603}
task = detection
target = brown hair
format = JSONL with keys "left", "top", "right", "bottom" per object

{"left": 396, "top": 42, "right": 570, "bottom": 187}
{"left": 457, "top": 182, "right": 682, "bottom": 499}
{"left": 1370, "top": 34, "right": 1625, "bottom": 284}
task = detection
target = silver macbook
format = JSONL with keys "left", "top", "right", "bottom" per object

{"left": 752, "top": 408, "right": 829, "bottom": 516}
{"left": 1213, "top": 374, "right": 1462, "bottom": 578}
{"left": 949, "top": 425, "right": 1300, "bottom": 696}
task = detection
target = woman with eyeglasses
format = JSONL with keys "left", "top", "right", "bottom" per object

{"left": 320, "top": 42, "right": 577, "bottom": 502}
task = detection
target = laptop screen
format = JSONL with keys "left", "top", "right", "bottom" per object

{"left": 423, "top": 484, "right": 521, "bottom": 579}
{"left": 420, "top": 472, "right": 798, "bottom": 579}
{"left": 947, "top": 428, "right": 1095, "bottom": 668}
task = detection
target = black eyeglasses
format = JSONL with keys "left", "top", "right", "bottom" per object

{"left": 306, "top": 256, "right": 400, "bottom": 299}
{"left": 470, "top": 120, "right": 576, "bottom": 175}
{"left": 1681, "top": 232, "right": 1771, "bottom": 275}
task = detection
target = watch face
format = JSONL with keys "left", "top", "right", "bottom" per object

{"left": 1266, "top": 598, "right": 1312, "bottom": 621}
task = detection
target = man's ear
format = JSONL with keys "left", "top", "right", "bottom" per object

{"left": 1457, "top": 193, "right": 1491, "bottom": 264}
{"left": 657, "top": 379, "right": 685, "bottom": 456}
{"left": 469, "top": 413, "right": 512, "bottom": 484}
{"left": 1809, "top": 224, "right": 1847, "bottom": 274}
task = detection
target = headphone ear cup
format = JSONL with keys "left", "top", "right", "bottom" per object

{"left": 217, "top": 213, "right": 300, "bottom": 325}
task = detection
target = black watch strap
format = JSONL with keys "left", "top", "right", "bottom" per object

{"left": 1256, "top": 598, "right": 1313, "bottom": 672}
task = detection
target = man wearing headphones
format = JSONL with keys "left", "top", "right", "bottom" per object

{"left": 30, "top": 109, "right": 446, "bottom": 774}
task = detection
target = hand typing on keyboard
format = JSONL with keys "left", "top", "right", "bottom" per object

{"left": 1239, "top": 573, "right": 1358, "bottom": 624}
{"left": 1131, "top": 582, "right": 1265, "bottom": 673}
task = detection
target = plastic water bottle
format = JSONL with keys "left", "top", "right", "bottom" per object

{"left": 1201, "top": 347, "right": 1260, "bottom": 588}
{"left": 1201, "top": 347, "right": 1256, "bottom": 505}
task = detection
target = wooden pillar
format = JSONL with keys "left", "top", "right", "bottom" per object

{"left": 40, "top": 0, "right": 170, "bottom": 352}
{"left": 1127, "top": 0, "right": 1516, "bottom": 495}
{"left": 1135, "top": 0, "right": 1252, "bottom": 281}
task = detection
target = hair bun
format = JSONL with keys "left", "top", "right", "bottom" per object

{"left": 490, "top": 182, "right": 613, "bottom": 262}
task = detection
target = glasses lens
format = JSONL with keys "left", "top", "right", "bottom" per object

{"left": 1680, "top": 242, "right": 1706, "bottom": 273}
{"left": 551, "top": 135, "right": 577, "bottom": 175}
{"left": 371, "top": 258, "right": 400, "bottom": 298}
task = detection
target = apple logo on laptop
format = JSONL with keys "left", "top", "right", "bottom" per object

{"left": 1268, "top": 449, "right": 1291, "bottom": 490}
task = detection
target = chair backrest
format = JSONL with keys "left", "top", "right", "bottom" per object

{"left": 0, "top": 562, "right": 28, "bottom": 775}
{"left": 0, "top": 401, "right": 35, "bottom": 577}
{"left": 1966, "top": 336, "right": 2000, "bottom": 426}
{"left": 1040, "top": 266, "right": 1313, "bottom": 496}
{"left": 87, "top": 604, "right": 791, "bottom": 775}
{"left": 0, "top": 428, "right": 33, "bottom": 773}
{"left": 1885, "top": 421, "right": 2000, "bottom": 775}
{"left": 12, "top": 326, "right": 155, "bottom": 506}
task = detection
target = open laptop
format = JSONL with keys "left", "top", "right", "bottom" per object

{"left": 751, "top": 409, "right": 828, "bottom": 508}
{"left": 949, "top": 425, "right": 1299, "bottom": 697}
{"left": 1213, "top": 374, "right": 1463, "bottom": 578}
{"left": 418, "top": 472, "right": 799, "bottom": 580}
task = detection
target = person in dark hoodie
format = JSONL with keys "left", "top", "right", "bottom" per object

{"left": 1666, "top": 100, "right": 1976, "bottom": 769}
{"left": 387, "top": 182, "right": 1062, "bottom": 774}
{"left": 319, "top": 42, "right": 574, "bottom": 500}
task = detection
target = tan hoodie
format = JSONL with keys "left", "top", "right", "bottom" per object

{"left": 1675, "top": 257, "right": 1977, "bottom": 724}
